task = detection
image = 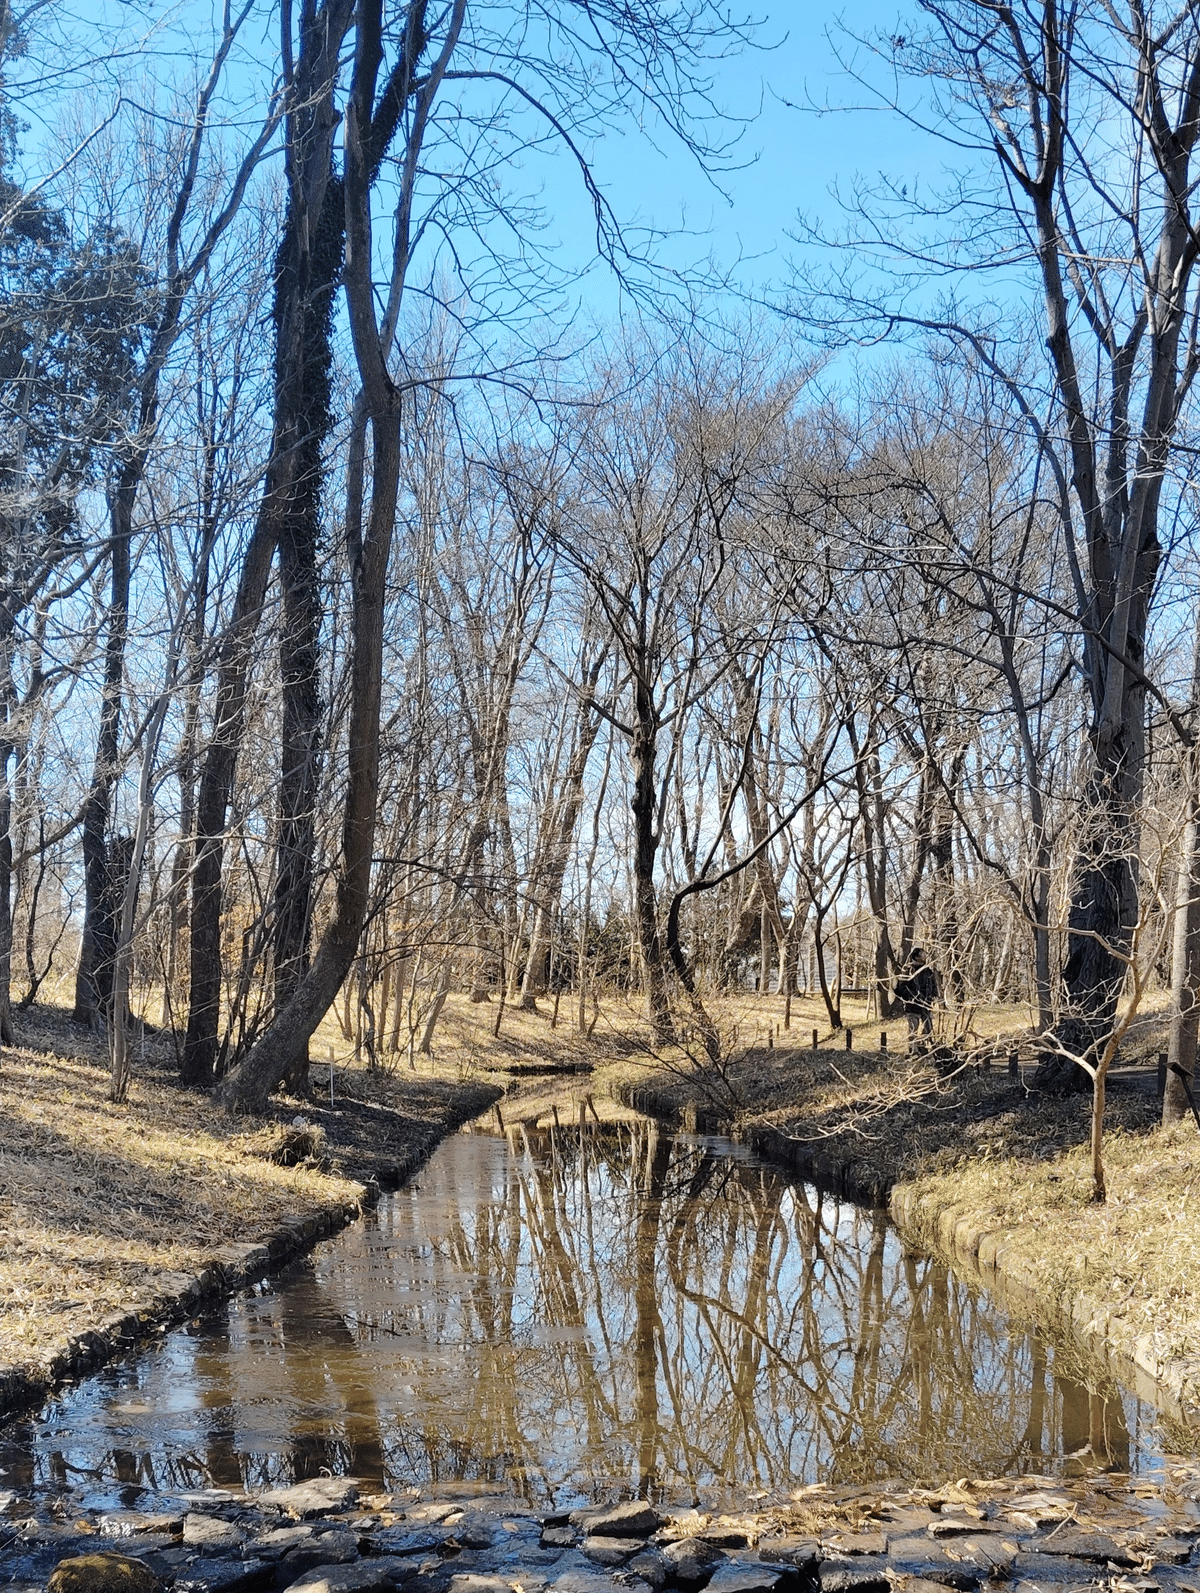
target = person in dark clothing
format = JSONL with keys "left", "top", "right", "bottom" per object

{"left": 895, "top": 948, "right": 939, "bottom": 1049}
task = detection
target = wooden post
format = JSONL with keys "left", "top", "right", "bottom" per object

{"left": 845, "top": 1028, "right": 853, "bottom": 1052}
{"left": 1008, "top": 1051, "right": 1019, "bottom": 1078}
{"left": 768, "top": 1026, "right": 774, "bottom": 1051}
{"left": 880, "top": 1031, "right": 888, "bottom": 1055}
{"left": 1158, "top": 1052, "right": 1168, "bottom": 1099}
{"left": 812, "top": 1028, "right": 818, "bottom": 1052}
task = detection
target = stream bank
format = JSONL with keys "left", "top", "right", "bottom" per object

{"left": 0, "top": 1005, "right": 501, "bottom": 1422}
{"left": 611, "top": 1038, "right": 1200, "bottom": 1437}
{"left": 9, "top": 1458, "right": 1200, "bottom": 1592}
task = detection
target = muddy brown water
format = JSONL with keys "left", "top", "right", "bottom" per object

{"left": 0, "top": 1106, "right": 1178, "bottom": 1515}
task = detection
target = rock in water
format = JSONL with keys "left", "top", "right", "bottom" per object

{"left": 172, "top": 1562, "right": 274, "bottom": 1593}
{"left": 182, "top": 1512, "right": 245, "bottom": 1552}
{"left": 283, "top": 1564, "right": 408, "bottom": 1592}
{"left": 582, "top": 1536, "right": 644, "bottom": 1565}
{"left": 258, "top": 1479, "right": 361, "bottom": 1518}
{"left": 661, "top": 1538, "right": 725, "bottom": 1586}
{"left": 703, "top": 1566, "right": 786, "bottom": 1593}
{"left": 48, "top": 1554, "right": 162, "bottom": 1593}
{"left": 569, "top": 1502, "right": 662, "bottom": 1539}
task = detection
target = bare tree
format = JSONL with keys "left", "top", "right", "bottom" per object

{"left": 215, "top": 0, "right": 761, "bottom": 1108}
{"left": 801, "top": 0, "right": 1200, "bottom": 1085}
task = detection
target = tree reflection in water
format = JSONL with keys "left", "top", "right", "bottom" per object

{"left": 5, "top": 1115, "right": 1153, "bottom": 1506}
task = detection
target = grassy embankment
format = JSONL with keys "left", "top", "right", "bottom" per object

{"left": 0, "top": 994, "right": 508, "bottom": 1388}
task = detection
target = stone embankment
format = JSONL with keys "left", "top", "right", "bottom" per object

{"left": 8, "top": 1468, "right": 1200, "bottom": 1593}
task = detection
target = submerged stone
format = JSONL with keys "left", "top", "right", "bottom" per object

{"left": 173, "top": 1560, "right": 274, "bottom": 1593}
{"left": 370, "top": 1528, "right": 455, "bottom": 1557}
{"left": 284, "top": 1561, "right": 410, "bottom": 1592}
{"left": 550, "top": 1571, "right": 639, "bottom": 1593}
{"left": 451, "top": 1515, "right": 498, "bottom": 1550}
{"left": 704, "top": 1561, "right": 789, "bottom": 1593}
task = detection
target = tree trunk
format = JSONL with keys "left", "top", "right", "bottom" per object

{"left": 273, "top": 163, "right": 344, "bottom": 1096}
{"left": 850, "top": 722, "right": 895, "bottom": 1019}
{"left": 1035, "top": 752, "right": 1141, "bottom": 1092}
{"left": 183, "top": 2, "right": 352, "bottom": 1086}
{"left": 1164, "top": 789, "right": 1200, "bottom": 1125}
{"left": 0, "top": 741, "right": 14, "bottom": 1045}
{"left": 183, "top": 524, "right": 279, "bottom": 1083}
{"left": 630, "top": 704, "right": 674, "bottom": 1045}
{"left": 812, "top": 905, "right": 841, "bottom": 1030}
{"left": 520, "top": 660, "right": 605, "bottom": 1005}
{"left": 578, "top": 727, "right": 612, "bottom": 1035}
{"left": 273, "top": 511, "right": 323, "bottom": 1094}
{"left": 217, "top": 397, "right": 402, "bottom": 1110}
{"left": 74, "top": 511, "right": 131, "bottom": 1027}
{"left": 418, "top": 957, "right": 451, "bottom": 1057}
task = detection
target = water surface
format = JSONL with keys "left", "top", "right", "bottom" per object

{"left": 0, "top": 1110, "right": 1167, "bottom": 1511}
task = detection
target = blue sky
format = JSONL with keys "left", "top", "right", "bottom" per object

{"left": 14, "top": 1, "right": 948, "bottom": 350}
{"left": 527, "top": 4, "right": 944, "bottom": 321}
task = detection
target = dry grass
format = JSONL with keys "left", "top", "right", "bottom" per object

{"left": 911, "top": 1121, "right": 1200, "bottom": 1362}
{"left": 0, "top": 1034, "right": 363, "bottom": 1366}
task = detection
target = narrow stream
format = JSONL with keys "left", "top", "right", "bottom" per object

{"left": 0, "top": 1107, "right": 1170, "bottom": 1514}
